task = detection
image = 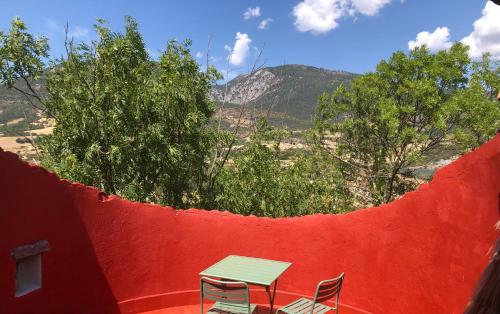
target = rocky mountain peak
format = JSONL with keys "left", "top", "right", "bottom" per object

{"left": 210, "top": 68, "right": 281, "bottom": 104}
{"left": 210, "top": 64, "right": 357, "bottom": 122}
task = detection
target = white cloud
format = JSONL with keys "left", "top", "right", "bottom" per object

{"left": 243, "top": 7, "right": 261, "bottom": 20}
{"left": 292, "top": 0, "right": 394, "bottom": 34}
{"left": 408, "top": 27, "right": 452, "bottom": 52}
{"left": 68, "top": 26, "right": 89, "bottom": 38}
{"left": 461, "top": 2, "right": 500, "bottom": 59}
{"left": 292, "top": 0, "right": 344, "bottom": 34}
{"left": 195, "top": 52, "right": 221, "bottom": 64}
{"left": 209, "top": 56, "right": 221, "bottom": 63}
{"left": 351, "top": 0, "right": 391, "bottom": 15}
{"left": 258, "top": 18, "right": 273, "bottom": 30}
{"left": 227, "top": 32, "right": 252, "bottom": 66}
{"left": 45, "top": 18, "right": 90, "bottom": 39}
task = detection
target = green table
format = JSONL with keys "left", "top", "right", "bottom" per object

{"left": 200, "top": 255, "right": 292, "bottom": 312}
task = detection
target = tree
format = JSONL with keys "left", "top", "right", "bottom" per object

{"left": 0, "top": 16, "right": 48, "bottom": 108}
{"left": 40, "top": 17, "right": 219, "bottom": 208}
{"left": 3, "top": 17, "right": 498, "bottom": 215}
{"left": 214, "top": 119, "right": 352, "bottom": 217}
{"left": 0, "top": 17, "right": 49, "bottom": 157}
{"left": 315, "top": 43, "right": 500, "bottom": 205}
{"left": 447, "top": 53, "right": 500, "bottom": 147}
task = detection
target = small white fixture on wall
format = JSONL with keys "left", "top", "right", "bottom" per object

{"left": 11, "top": 240, "right": 50, "bottom": 297}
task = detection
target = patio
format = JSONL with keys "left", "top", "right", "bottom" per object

{"left": 1, "top": 135, "right": 499, "bottom": 313}
{"left": 137, "top": 303, "right": 370, "bottom": 314}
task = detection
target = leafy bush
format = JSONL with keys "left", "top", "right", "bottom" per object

{"left": 39, "top": 18, "right": 220, "bottom": 208}
{"left": 2, "top": 17, "right": 499, "bottom": 217}
{"left": 213, "top": 121, "right": 352, "bottom": 217}
{"left": 315, "top": 44, "right": 500, "bottom": 205}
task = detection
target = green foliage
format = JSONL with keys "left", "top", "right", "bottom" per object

{"left": 316, "top": 43, "right": 500, "bottom": 205}
{"left": 212, "top": 64, "right": 357, "bottom": 125}
{"left": 0, "top": 17, "right": 48, "bottom": 87}
{"left": 2, "top": 17, "right": 499, "bottom": 217}
{"left": 213, "top": 120, "right": 352, "bottom": 217}
{"left": 446, "top": 54, "right": 500, "bottom": 147}
{"left": 0, "top": 100, "right": 35, "bottom": 125}
{"left": 263, "top": 65, "right": 356, "bottom": 120}
{"left": 40, "top": 17, "right": 219, "bottom": 208}
{"left": 0, "top": 17, "right": 47, "bottom": 134}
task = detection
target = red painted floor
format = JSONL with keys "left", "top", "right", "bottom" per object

{"left": 138, "top": 304, "right": 275, "bottom": 314}
{"left": 137, "top": 303, "right": 371, "bottom": 314}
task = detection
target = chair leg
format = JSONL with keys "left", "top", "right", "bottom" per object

{"left": 200, "top": 282, "right": 203, "bottom": 314}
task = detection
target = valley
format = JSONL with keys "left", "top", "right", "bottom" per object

{"left": 0, "top": 63, "right": 458, "bottom": 178}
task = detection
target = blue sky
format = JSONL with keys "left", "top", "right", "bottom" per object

{"left": 1, "top": 1, "right": 499, "bottom": 80}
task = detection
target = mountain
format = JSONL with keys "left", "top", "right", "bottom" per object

{"left": 0, "top": 65, "right": 458, "bottom": 172}
{"left": 0, "top": 78, "right": 46, "bottom": 133}
{"left": 0, "top": 64, "right": 357, "bottom": 134}
{"left": 210, "top": 64, "right": 358, "bottom": 123}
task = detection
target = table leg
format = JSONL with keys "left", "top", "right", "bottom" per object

{"left": 266, "top": 279, "right": 278, "bottom": 313}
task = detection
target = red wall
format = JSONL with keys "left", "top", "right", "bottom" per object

{"left": 1, "top": 135, "right": 499, "bottom": 314}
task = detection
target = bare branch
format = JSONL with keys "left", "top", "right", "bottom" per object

{"left": 206, "top": 33, "right": 211, "bottom": 74}
{"left": 22, "top": 108, "right": 40, "bottom": 161}
{"left": 207, "top": 45, "right": 266, "bottom": 190}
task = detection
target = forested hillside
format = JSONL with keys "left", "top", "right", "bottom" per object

{"left": 211, "top": 64, "right": 357, "bottom": 122}
{"left": 1, "top": 17, "right": 499, "bottom": 216}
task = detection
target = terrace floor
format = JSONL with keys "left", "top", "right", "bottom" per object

{"left": 138, "top": 303, "right": 370, "bottom": 314}
{"left": 139, "top": 304, "right": 276, "bottom": 313}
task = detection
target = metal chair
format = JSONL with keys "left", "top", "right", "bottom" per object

{"left": 200, "top": 276, "right": 257, "bottom": 314}
{"left": 277, "top": 273, "right": 344, "bottom": 314}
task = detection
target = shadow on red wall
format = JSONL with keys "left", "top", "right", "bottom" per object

{"left": 1, "top": 135, "right": 500, "bottom": 314}
{"left": 0, "top": 152, "right": 120, "bottom": 314}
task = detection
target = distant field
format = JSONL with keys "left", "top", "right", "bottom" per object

{"left": 0, "top": 126, "right": 53, "bottom": 162}
{"left": 0, "top": 135, "right": 35, "bottom": 159}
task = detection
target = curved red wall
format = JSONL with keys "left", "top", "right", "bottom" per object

{"left": 1, "top": 136, "right": 499, "bottom": 314}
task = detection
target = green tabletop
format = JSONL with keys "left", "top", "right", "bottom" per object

{"left": 200, "top": 255, "right": 292, "bottom": 286}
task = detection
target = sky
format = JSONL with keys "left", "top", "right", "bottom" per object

{"left": 1, "top": 0, "right": 499, "bottom": 81}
